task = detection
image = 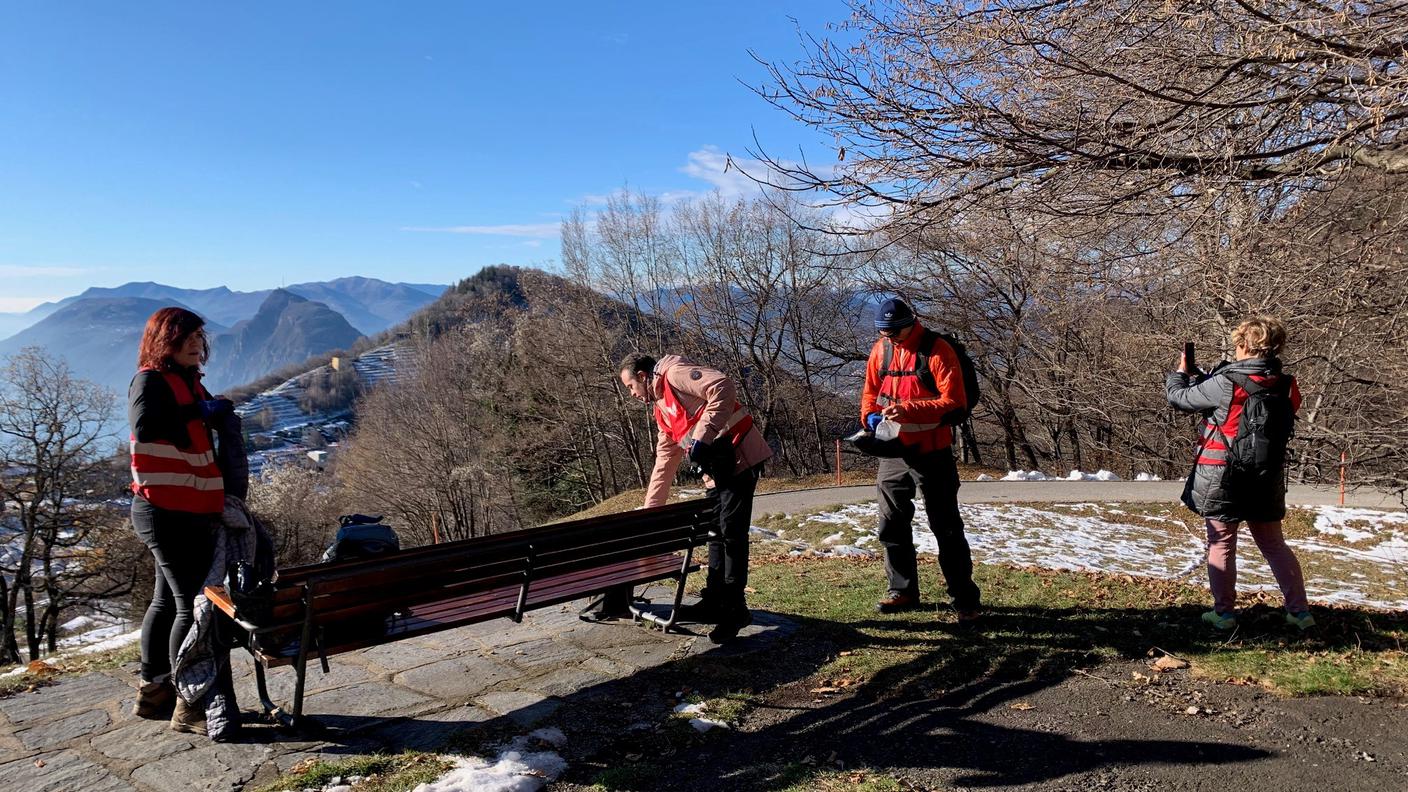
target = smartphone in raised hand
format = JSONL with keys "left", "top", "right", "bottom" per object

{"left": 1183, "top": 342, "right": 1197, "bottom": 374}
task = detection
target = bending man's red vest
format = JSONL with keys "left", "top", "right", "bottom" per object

{"left": 129, "top": 369, "right": 224, "bottom": 514}
{"left": 653, "top": 375, "right": 754, "bottom": 447}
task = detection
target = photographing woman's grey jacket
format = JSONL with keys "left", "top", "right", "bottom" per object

{"left": 1165, "top": 357, "right": 1295, "bottom": 522}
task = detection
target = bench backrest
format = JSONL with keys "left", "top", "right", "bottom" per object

{"left": 262, "top": 499, "right": 716, "bottom": 631}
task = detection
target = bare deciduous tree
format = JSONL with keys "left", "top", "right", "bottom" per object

{"left": 0, "top": 348, "right": 134, "bottom": 663}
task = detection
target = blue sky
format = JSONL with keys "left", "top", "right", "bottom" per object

{"left": 0, "top": 2, "right": 848, "bottom": 311}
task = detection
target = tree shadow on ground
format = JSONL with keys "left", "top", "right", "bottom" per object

{"left": 219, "top": 597, "right": 1408, "bottom": 790}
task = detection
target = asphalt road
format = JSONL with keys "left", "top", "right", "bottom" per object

{"left": 754, "top": 480, "right": 1403, "bottom": 514}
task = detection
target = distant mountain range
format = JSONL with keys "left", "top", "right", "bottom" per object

{"left": 0, "top": 277, "right": 446, "bottom": 398}
{"left": 0, "top": 276, "right": 445, "bottom": 339}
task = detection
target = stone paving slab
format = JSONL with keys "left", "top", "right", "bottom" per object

{"left": 475, "top": 690, "right": 563, "bottom": 728}
{"left": 89, "top": 718, "right": 201, "bottom": 762}
{"left": 0, "top": 672, "right": 132, "bottom": 726}
{"left": 16, "top": 708, "right": 111, "bottom": 751}
{"left": 0, "top": 749, "right": 138, "bottom": 792}
{"left": 520, "top": 664, "right": 618, "bottom": 698}
{"left": 393, "top": 653, "right": 520, "bottom": 700}
{"left": 232, "top": 652, "right": 380, "bottom": 703}
{"left": 0, "top": 597, "right": 794, "bottom": 791}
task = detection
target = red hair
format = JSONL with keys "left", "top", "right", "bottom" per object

{"left": 137, "top": 307, "right": 208, "bottom": 371}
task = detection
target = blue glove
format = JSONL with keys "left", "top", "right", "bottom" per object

{"left": 687, "top": 438, "right": 710, "bottom": 464}
{"left": 865, "top": 413, "right": 883, "bottom": 432}
{"left": 198, "top": 398, "right": 234, "bottom": 420}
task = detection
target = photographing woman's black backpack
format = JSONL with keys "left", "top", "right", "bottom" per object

{"left": 1221, "top": 373, "right": 1296, "bottom": 490}
{"left": 321, "top": 514, "right": 400, "bottom": 562}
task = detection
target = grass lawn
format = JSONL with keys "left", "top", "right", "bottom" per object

{"left": 248, "top": 752, "right": 455, "bottom": 792}
{"left": 744, "top": 555, "right": 1408, "bottom": 698}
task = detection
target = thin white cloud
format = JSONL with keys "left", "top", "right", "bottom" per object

{"left": 0, "top": 264, "right": 92, "bottom": 278}
{"left": 401, "top": 223, "right": 561, "bottom": 238}
{"left": 678, "top": 146, "right": 838, "bottom": 201}
{"left": 680, "top": 146, "right": 764, "bottom": 199}
{"left": 523, "top": 240, "right": 543, "bottom": 248}
{"left": 576, "top": 187, "right": 698, "bottom": 208}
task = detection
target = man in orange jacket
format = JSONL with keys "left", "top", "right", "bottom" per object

{"left": 861, "top": 298, "right": 981, "bottom": 620}
{"left": 618, "top": 353, "right": 772, "bottom": 643}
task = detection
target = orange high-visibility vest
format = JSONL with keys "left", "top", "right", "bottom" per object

{"left": 129, "top": 370, "right": 224, "bottom": 514}
{"left": 871, "top": 333, "right": 962, "bottom": 455}
{"left": 654, "top": 375, "right": 754, "bottom": 448}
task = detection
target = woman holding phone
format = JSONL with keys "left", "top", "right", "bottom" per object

{"left": 1165, "top": 316, "right": 1314, "bottom": 632}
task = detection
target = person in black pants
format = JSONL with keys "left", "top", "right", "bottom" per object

{"left": 128, "top": 307, "right": 231, "bottom": 734}
{"left": 861, "top": 298, "right": 981, "bottom": 620}
{"left": 615, "top": 353, "right": 773, "bottom": 643}
{"left": 875, "top": 452, "right": 979, "bottom": 615}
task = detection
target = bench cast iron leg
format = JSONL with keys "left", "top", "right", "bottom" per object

{"left": 253, "top": 658, "right": 296, "bottom": 729}
{"left": 663, "top": 547, "right": 694, "bottom": 633}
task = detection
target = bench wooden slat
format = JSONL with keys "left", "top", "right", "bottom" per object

{"left": 304, "top": 550, "right": 688, "bottom": 636}
{"left": 252, "top": 526, "right": 706, "bottom": 628}
{"left": 264, "top": 510, "right": 710, "bottom": 609}
{"left": 271, "top": 500, "right": 715, "bottom": 585}
{"left": 251, "top": 552, "right": 691, "bottom": 666}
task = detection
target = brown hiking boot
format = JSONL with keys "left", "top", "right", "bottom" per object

{"left": 170, "top": 696, "right": 207, "bottom": 736}
{"left": 876, "top": 592, "right": 922, "bottom": 614}
{"left": 134, "top": 679, "right": 176, "bottom": 720}
{"left": 955, "top": 607, "right": 983, "bottom": 630}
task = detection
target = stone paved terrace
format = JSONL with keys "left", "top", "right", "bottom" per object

{"left": 0, "top": 589, "right": 794, "bottom": 792}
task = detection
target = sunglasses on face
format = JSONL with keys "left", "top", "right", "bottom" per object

{"left": 878, "top": 328, "right": 901, "bottom": 338}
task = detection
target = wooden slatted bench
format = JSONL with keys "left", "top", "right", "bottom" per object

{"left": 204, "top": 498, "right": 716, "bottom": 727}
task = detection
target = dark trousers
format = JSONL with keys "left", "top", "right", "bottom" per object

{"left": 131, "top": 495, "right": 217, "bottom": 683}
{"left": 876, "top": 449, "right": 980, "bottom": 610}
{"left": 702, "top": 462, "right": 760, "bottom": 610}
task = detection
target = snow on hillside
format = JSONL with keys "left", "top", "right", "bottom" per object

{"left": 234, "top": 342, "right": 406, "bottom": 474}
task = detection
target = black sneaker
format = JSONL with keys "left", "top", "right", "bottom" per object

{"left": 673, "top": 599, "right": 723, "bottom": 624}
{"left": 708, "top": 609, "right": 753, "bottom": 644}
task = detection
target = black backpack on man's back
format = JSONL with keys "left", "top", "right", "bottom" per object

{"left": 879, "top": 328, "right": 982, "bottom": 425}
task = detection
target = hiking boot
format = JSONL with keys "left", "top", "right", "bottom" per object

{"left": 955, "top": 607, "right": 983, "bottom": 628}
{"left": 134, "top": 679, "right": 175, "bottom": 720}
{"left": 1285, "top": 611, "right": 1316, "bottom": 632}
{"left": 170, "top": 696, "right": 207, "bottom": 736}
{"left": 708, "top": 608, "right": 753, "bottom": 644}
{"left": 876, "top": 592, "right": 922, "bottom": 614}
{"left": 1200, "top": 610, "right": 1237, "bottom": 631}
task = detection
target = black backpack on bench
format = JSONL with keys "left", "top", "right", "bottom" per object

{"left": 319, "top": 514, "right": 402, "bottom": 646}
{"left": 322, "top": 514, "right": 400, "bottom": 562}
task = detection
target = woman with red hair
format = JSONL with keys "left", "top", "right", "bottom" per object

{"left": 128, "top": 307, "right": 231, "bottom": 734}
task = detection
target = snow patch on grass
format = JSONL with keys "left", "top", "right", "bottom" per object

{"left": 765, "top": 501, "right": 1408, "bottom": 610}
{"left": 411, "top": 730, "right": 567, "bottom": 792}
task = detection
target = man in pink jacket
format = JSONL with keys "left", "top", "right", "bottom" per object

{"left": 617, "top": 353, "right": 772, "bottom": 643}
